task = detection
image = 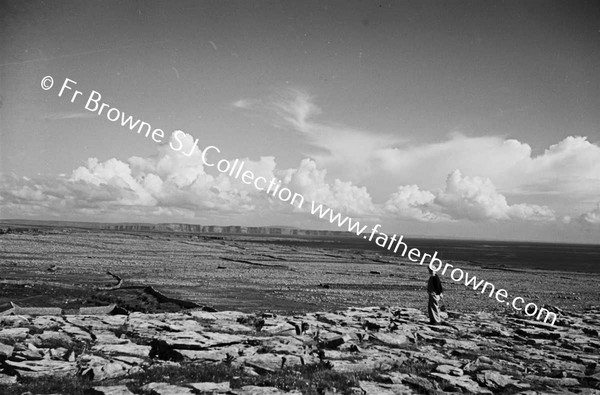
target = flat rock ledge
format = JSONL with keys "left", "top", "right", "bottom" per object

{"left": 0, "top": 306, "right": 599, "bottom": 394}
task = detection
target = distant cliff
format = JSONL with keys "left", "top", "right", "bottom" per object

{"left": 97, "top": 223, "right": 350, "bottom": 236}
{"left": 0, "top": 220, "right": 353, "bottom": 237}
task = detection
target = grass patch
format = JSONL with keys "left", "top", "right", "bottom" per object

{"left": 0, "top": 361, "right": 370, "bottom": 394}
{"left": 0, "top": 375, "right": 91, "bottom": 395}
{"left": 0, "top": 359, "right": 435, "bottom": 395}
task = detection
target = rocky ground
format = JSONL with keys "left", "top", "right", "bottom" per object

{"left": 0, "top": 304, "right": 599, "bottom": 394}
{"left": 1, "top": 228, "right": 599, "bottom": 394}
{"left": 2, "top": 229, "right": 599, "bottom": 316}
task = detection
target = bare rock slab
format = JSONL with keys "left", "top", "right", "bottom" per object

{"left": 5, "top": 359, "right": 77, "bottom": 378}
{"left": 233, "top": 385, "right": 302, "bottom": 394}
{"left": 431, "top": 372, "right": 493, "bottom": 394}
{"left": 189, "top": 381, "right": 231, "bottom": 392}
{"left": 89, "top": 385, "right": 136, "bottom": 395}
{"left": 359, "top": 380, "right": 413, "bottom": 394}
{"left": 141, "top": 382, "right": 195, "bottom": 395}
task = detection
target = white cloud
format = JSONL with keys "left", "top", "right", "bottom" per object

{"left": 437, "top": 170, "right": 556, "bottom": 222}
{"left": 384, "top": 185, "right": 443, "bottom": 222}
{"left": 266, "top": 88, "right": 404, "bottom": 179}
{"left": 384, "top": 170, "right": 555, "bottom": 222}
{"left": 580, "top": 203, "right": 600, "bottom": 226}
{"left": 281, "top": 158, "right": 375, "bottom": 215}
{"left": 241, "top": 89, "right": 599, "bottom": 219}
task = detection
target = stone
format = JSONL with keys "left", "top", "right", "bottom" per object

{"left": 516, "top": 328, "right": 561, "bottom": 340}
{"left": 89, "top": 385, "right": 136, "bottom": 395}
{"left": 80, "top": 355, "right": 134, "bottom": 381}
{"left": 94, "top": 331, "right": 130, "bottom": 345}
{"left": 435, "top": 364, "right": 463, "bottom": 376}
{"left": 319, "top": 333, "right": 348, "bottom": 349}
{"left": 240, "top": 353, "right": 285, "bottom": 373}
{"left": 189, "top": 381, "right": 231, "bottom": 392}
{"left": 476, "top": 370, "right": 520, "bottom": 389}
{"left": 401, "top": 375, "right": 436, "bottom": 392}
{"left": 61, "top": 324, "right": 94, "bottom": 342}
{"left": 242, "top": 366, "right": 260, "bottom": 376}
{"left": 524, "top": 375, "right": 580, "bottom": 387}
{"left": 16, "top": 348, "right": 44, "bottom": 360}
{"left": 141, "top": 382, "right": 195, "bottom": 395}
{"left": 359, "top": 380, "right": 413, "bottom": 394}
{"left": 0, "top": 342, "right": 15, "bottom": 358}
{"left": 380, "top": 371, "right": 410, "bottom": 384}
{"left": 431, "top": 372, "right": 493, "bottom": 394}
{"left": 233, "top": 385, "right": 302, "bottom": 394}
{"left": 5, "top": 359, "right": 77, "bottom": 377}
{"left": 37, "top": 330, "right": 73, "bottom": 348}
{"left": 0, "top": 373, "right": 17, "bottom": 384}
{"left": 92, "top": 342, "right": 151, "bottom": 358}
{"left": 371, "top": 332, "right": 408, "bottom": 347}
{"left": 0, "top": 327, "right": 29, "bottom": 341}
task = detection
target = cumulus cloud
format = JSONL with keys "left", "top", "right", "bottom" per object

{"left": 0, "top": 129, "right": 376, "bottom": 223}
{"left": 281, "top": 158, "right": 375, "bottom": 215}
{"left": 579, "top": 203, "right": 600, "bottom": 226}
{"left": 237, "top": 89, "right": 600, "bottom": 219}
{"left": 384, "top": 170, "right": 555, "bottom": 222}
{"left": 436, "top": 170, "right": 555, "bottom": 222}
{"left": 0, "top": 131, "right": 265, "bottom": 221}
{"left": 384, "top": 185, "right": 443, "bottom": 222}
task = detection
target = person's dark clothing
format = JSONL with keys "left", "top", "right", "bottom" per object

{"left": 427, "top": 274, "right": 443, "bottom": 295}
{"left": 427, "top": 274, "right": 443, "bottom": 324}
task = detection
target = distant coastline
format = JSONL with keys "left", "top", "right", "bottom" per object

{"left": 0, "top": 219, "right": 352, "bottom": 237}
{"left": 2, "top": 219, "right": 599, "bottom": 274}
{"left": 0, "top": 218, "right": 598, "bottom": 246}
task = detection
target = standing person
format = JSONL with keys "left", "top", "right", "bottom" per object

{"left": 427, "top": 267, "right": 444, "bottom": 324}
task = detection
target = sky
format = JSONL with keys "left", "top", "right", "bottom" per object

{"left": 1, "top": 0, "right": 599, "bottom": 243}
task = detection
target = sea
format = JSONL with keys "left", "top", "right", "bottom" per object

{"left": 250, "top": 236, "right": 600, "bottom": 274}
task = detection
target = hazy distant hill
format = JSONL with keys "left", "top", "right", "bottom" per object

{"left": 0, "top": 219, "right": 353, "bottom": 237}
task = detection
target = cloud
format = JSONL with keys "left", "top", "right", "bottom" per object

{"left": 241, "top": 88, "right": 404, "bottom": 179}
{"left": 1, "top": 131, "right": 263, "bottom": 220}
{"left": 436, "top": 170, "right": 555, "bottom": 222}
{"left": 281, "top": 158, "right": 375, "bottom": 216}
{"left": 0, "top": 129, "right": 375, "bottom": 224}
{"left": 238, "top": 89, "right": 599, "bottom": 219}
{"left": 384, "top": 185, "right": 443, "bottom": 222}
{"left": 579, "top": 203, "right": 600, "bottom": 226}
{"left": 384, "top": 170, "right": 555, "bottom": 222}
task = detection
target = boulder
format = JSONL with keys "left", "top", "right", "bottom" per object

{"left": 0, "top": 342, "right": 14, "bottom": 358}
